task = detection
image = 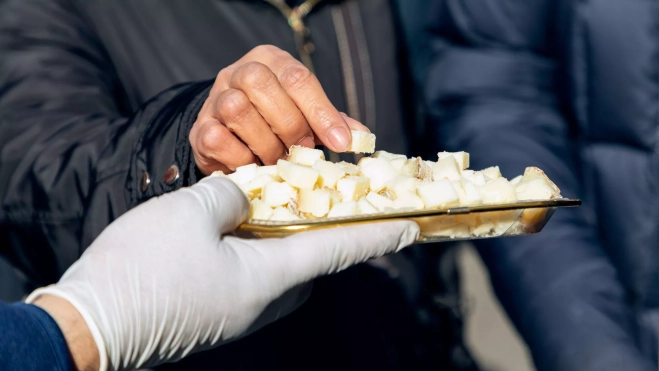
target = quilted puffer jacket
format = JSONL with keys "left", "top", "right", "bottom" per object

{"left": 425, "top": 1, "right": 658, "bottom": 370}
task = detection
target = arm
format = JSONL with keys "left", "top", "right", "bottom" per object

{"left": 426, "top": 1, "right": 655, "bottom": 370}
{"left": 0, "top": 0, "right": 212, "bottom": 285}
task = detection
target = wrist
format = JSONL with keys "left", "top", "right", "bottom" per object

{"left": 32, "top": 294, "right": 100, "bottom": 371}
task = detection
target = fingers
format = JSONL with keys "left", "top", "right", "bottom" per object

{"left": 215, "top": 88, "right": 287, "bottom": 165}
{"left": 181, "top": 177, "right": 250, "bottom": 234}
{"left": 190, "top": 118, "right": 257, "bottom": 173}
{"left": 254, "top": 220, "right": 420, "bottom": 287}
{"left": 229, "top": 62, "right": 315, "bottom": 150}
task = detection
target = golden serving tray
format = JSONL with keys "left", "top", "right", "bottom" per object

{"left": 235, "top": 199, "right": 581, "bottom": 243}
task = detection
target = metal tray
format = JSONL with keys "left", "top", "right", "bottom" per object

{"left": 234, "top": 199, "right": 581, "bottom": 243}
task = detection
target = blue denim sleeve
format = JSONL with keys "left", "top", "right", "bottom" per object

{"left": 0, "top": 302, "right": 73, "bottom": 371}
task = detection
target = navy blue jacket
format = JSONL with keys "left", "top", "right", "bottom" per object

{"left": 425, "top": 1, "right": 658, "bottom": 370}
{"left": 0, "top": 302, "right": 72, "bottom": 371}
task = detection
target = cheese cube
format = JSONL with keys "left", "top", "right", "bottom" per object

{"left": 298, "top": 188, "right": 331, "bottom": 217}
{"left": 516, "top": 178, "right": 560, "bottom": 201}
{"left": 277, "top": 159, "right": 319, "bottom": 189}
{"left": 510, "top": 175, "right": 523, "bottom": 187}
{"left": 360, "top": 158, "right": 399, "bottom": 192}
{"left": 461, "top": 179, "right": 483, "bottom": 206}
{"left": 432, "top": 156, "right": 462, "bottom": 181}
{"left": 336, "top": 176, "right": 370, "bottom": 201}
{"left": 337, "top": 161, "right": 361, "bottom": 176}
{"left": 438, "top": 151, "right": 470, "bottom": 170}
{"left": 327, "top": 201, "right": 359, "bottom": 218}
{"left": 389, "top": 157, "right": 407, "bottom": 171}
{"left": 357, "top": 156, "right": 377, "bottom": 167}
{"left": 262, "top": 181, "right": 297, "bottom": 207}
{"left": 287, "top": 145, "right": 325, "bottom": 167}
{"left": 313, "top": 160, "right": 346, "bottom": 189}
{"left": 416, "top": 179, "right": 460, "bottom": 208}
{"left": 366, "top": 192, "right": 394, "bottom": 211}
{"left": 392, "top": 191, "right": 425, "bottom": 210}
{"left": 256, "top": 165, "right": 277, "bottom": 176}
{"left": 348, "top": 130, "right": 376, "bottom": 154}
{"left": 249, "top": 199, "right": 274, "bottom": 220}
{"left": 518, "top": 167, "right": 561, "bottom": 196}
{"left": 227, "top": 163, "right": 258, "bottom": 185}
{"left": 372, "top": 151, "right": 407, "bottom": 161}
{"left": 479, "top": 177, "right": 517, "bottom": 204}
{"left": 401, "top": 157, "right": 434, "bottom": 182}
{"left": 270, "top": 207, "right": 301, "bottom": 221}
{"left": 386, "top": 174, "right": 420, "bottom": 197}
{"left": 481, "top": 166, "right": 502, "bottom": 180}
{"left": 240, "top": 174, "right": 276, "bottom": 200}
{"left": 357, "top": 197, "right": 379, "bottom": 214}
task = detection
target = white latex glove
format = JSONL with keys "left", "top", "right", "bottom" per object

{"left": 26, "top": 177, "right": 419, "bottom": 371}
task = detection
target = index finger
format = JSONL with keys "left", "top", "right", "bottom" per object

{"left": 262, "top": 52, "right": 353, "bottom": 152}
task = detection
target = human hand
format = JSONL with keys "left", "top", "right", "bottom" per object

{"left": 27, "top": 177, "right": 418, "bottom": 370}
{"left": 189, "top": 44, "right": 369, "bottom": 175}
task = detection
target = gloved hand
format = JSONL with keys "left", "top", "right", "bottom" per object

{"left": 26, "top": 177, "right": 419, "bottom": 371}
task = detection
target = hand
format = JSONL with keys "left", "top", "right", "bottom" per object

{"left": 27, "top": 177, "right": 419, "bottom": 370}
{"left": 189, "top": 44, "right": 369, "bottom": 175}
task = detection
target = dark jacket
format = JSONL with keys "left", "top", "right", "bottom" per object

{"left": 426, "top": 1, "right": 659, "bottom": 370}
{"left": 0, "top": 1, "right": 475, "bottom": 369}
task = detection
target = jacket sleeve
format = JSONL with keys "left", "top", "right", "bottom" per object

{"left": 425, "top": 1, "right": 655, "bottom": 370}
{"left": 0, "top": 0, "right": 213, "bottom": 285}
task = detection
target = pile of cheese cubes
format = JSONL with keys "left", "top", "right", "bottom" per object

{"left": 212, "top": 131, "right": 561, "bottom": 223}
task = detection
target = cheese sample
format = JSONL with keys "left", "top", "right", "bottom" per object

{"left": 227, "top": 163, "right": 258, "bottom": 185}
{"left": 313, "top": 160, "right": 346, "bottom": 189}
{"left": 416, "top": 179, "right": 460, "bottom": 208}
{"left": 372, "top": 151, "right": 407, "bottom": 161}
{"left": 366, "top": 192, "right": 394, "bottom": 211}
{"left": 276, "top": 159, "right": 319, "bottom": 189}
{"left": 386, "top": 174, "right": 421, "bottom": 197}
{"left": 256, "top": 165, "right": 277, "bottom": 176}
{"left": 479, "top": 178, "right": 517, "bottom": 204}
{"left": 328, "top": 201, "right": 359, "bottom": 218}
{"left": 249, "top": 199, "right": 274, "bottom": 220}
{"left": 287, "top": 145, "right": 325, "bottom": 167}
{"left": 392, "top": 191, "right": 425, "bottom": 210}
{"left": 432, "top": 156, "right": 462, "bottom": 181}
{"left": 298, "top": 188, "right": 331, "bottom": 217}
{"left": 240, "top": 174, "right": 276, "bottom": 200}
{"left": 357, "top": 197, "right": 379, "bottom": 214}
{"left": 270, "top": 206, "right": 301, "bottom": 221}
{"left": 261, "top": 181, "right": 297, "bottom": 207}
{"left": 337, "top": 161, "right": 361, "bottom": 176}
{"left": 401, "top": 157, "right": 434, "bottom": 182}
{"left": 348, "top": 130, "right": 376, "bottom": 153}
{"left": 481, "top": 166, "right": 502, "bottom": 180}
{"left": 438, "top": 151, "right": 470, "bottom": 170}
{"left": 360, "top": 158, "right": 398, "bottom": 192}
{"left": 336, "top": 176, "right": 370, "bottom": 201}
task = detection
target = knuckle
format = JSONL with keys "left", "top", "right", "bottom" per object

{"left": 279, "top": 64, "right": 313, "bottom": 92}
{"left": 252, "top": 44, "right": 281, "bottom": 56}
{"left": 219, "top": 90, "right": 252, "bottom": 121}
{"left": 198, "top": 123, "right": 226, "bottom": 153}
{"left": 236, "top": 61, "right": 275, "bottom": 89}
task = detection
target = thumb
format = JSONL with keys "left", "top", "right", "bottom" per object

{"left": 256, "top": 220, "right": 420, "bottom": 286}
{"left": 178, "top": 176, "right": 250, "bottom": 234}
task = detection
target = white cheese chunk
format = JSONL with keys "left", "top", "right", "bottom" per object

{"left": 327, "top": 201, "right": 359, "bottom": 218}
{"left": 481, "top": 166, "right": 502, "bottom": 180}
{"left": 249, "top": 199, "right": 274, "bottom": 220}
{"left": 336, "top": 176, "right": 370, "bottom": 201}
{"left": 336, "top": 161, "right": 361, "bottom": 176}
{"left": 392, "top": 191, "right": 425, "bottom": 210}
{"left": 357, "top": 197, "right": 379, "bottom": 214}
{"left": 461, "top": 179, "right": 483, "bottom": 206}
{"left": 240, "top": 174, "right": 276, "bottom": 200}
{"left": 276, "top": 159, "right": 319, "bottom": 189}
{"left": 462, "top": 170, "right": 486, "bottom": 185}
{"left": 416, "top": 179, "right": 460, "bottom": 208}
{"left": 432, "top": 156, "right": 462, "bottom": 181}
{"left": 516, "top": 178, "right": 560, "bottom": 201}
{"left": 360, "top": 158, "right": 398, "bottom": 192}
{"left": 479, "top": 177, "right": 517, "bottom": 204}
{"left": 256, "top": 165, "right": 277, "bottom": 176}
{"left": 312, "top": 160, "right": 346, "bottom": 189}
{"left": 227, "top": 163, "right": 258, "bottom": 185}
{"left": 270, "top": 207, "right": 301, "bottom": 221}
{"left": 510, "top": 175, "right": 523, "bottom": 187}
{"left": 438, "top": 151, "right": 470, "bottom": 170}
{"left": 287, "top": 145, "right": 325, "bottom": 167}
{"left": 262, "top": 181, "right": 297, "bottom": 207}
{"left": 386, "top": 174, "right": 420, "bottom": 197}
{"left": 348, "top": 130, "right": 376, "bottom": 153}
{"left": 389, "top": 157, "right": 407, "bottom": 171}
{"left": 298, "top": 188, "right": 331, "bottom": 217}
{"left": 366, "top": 191, "right": 394, "bottom": 211}
{"left": 372, "top": 151, "right": 407, "bottom": 161}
